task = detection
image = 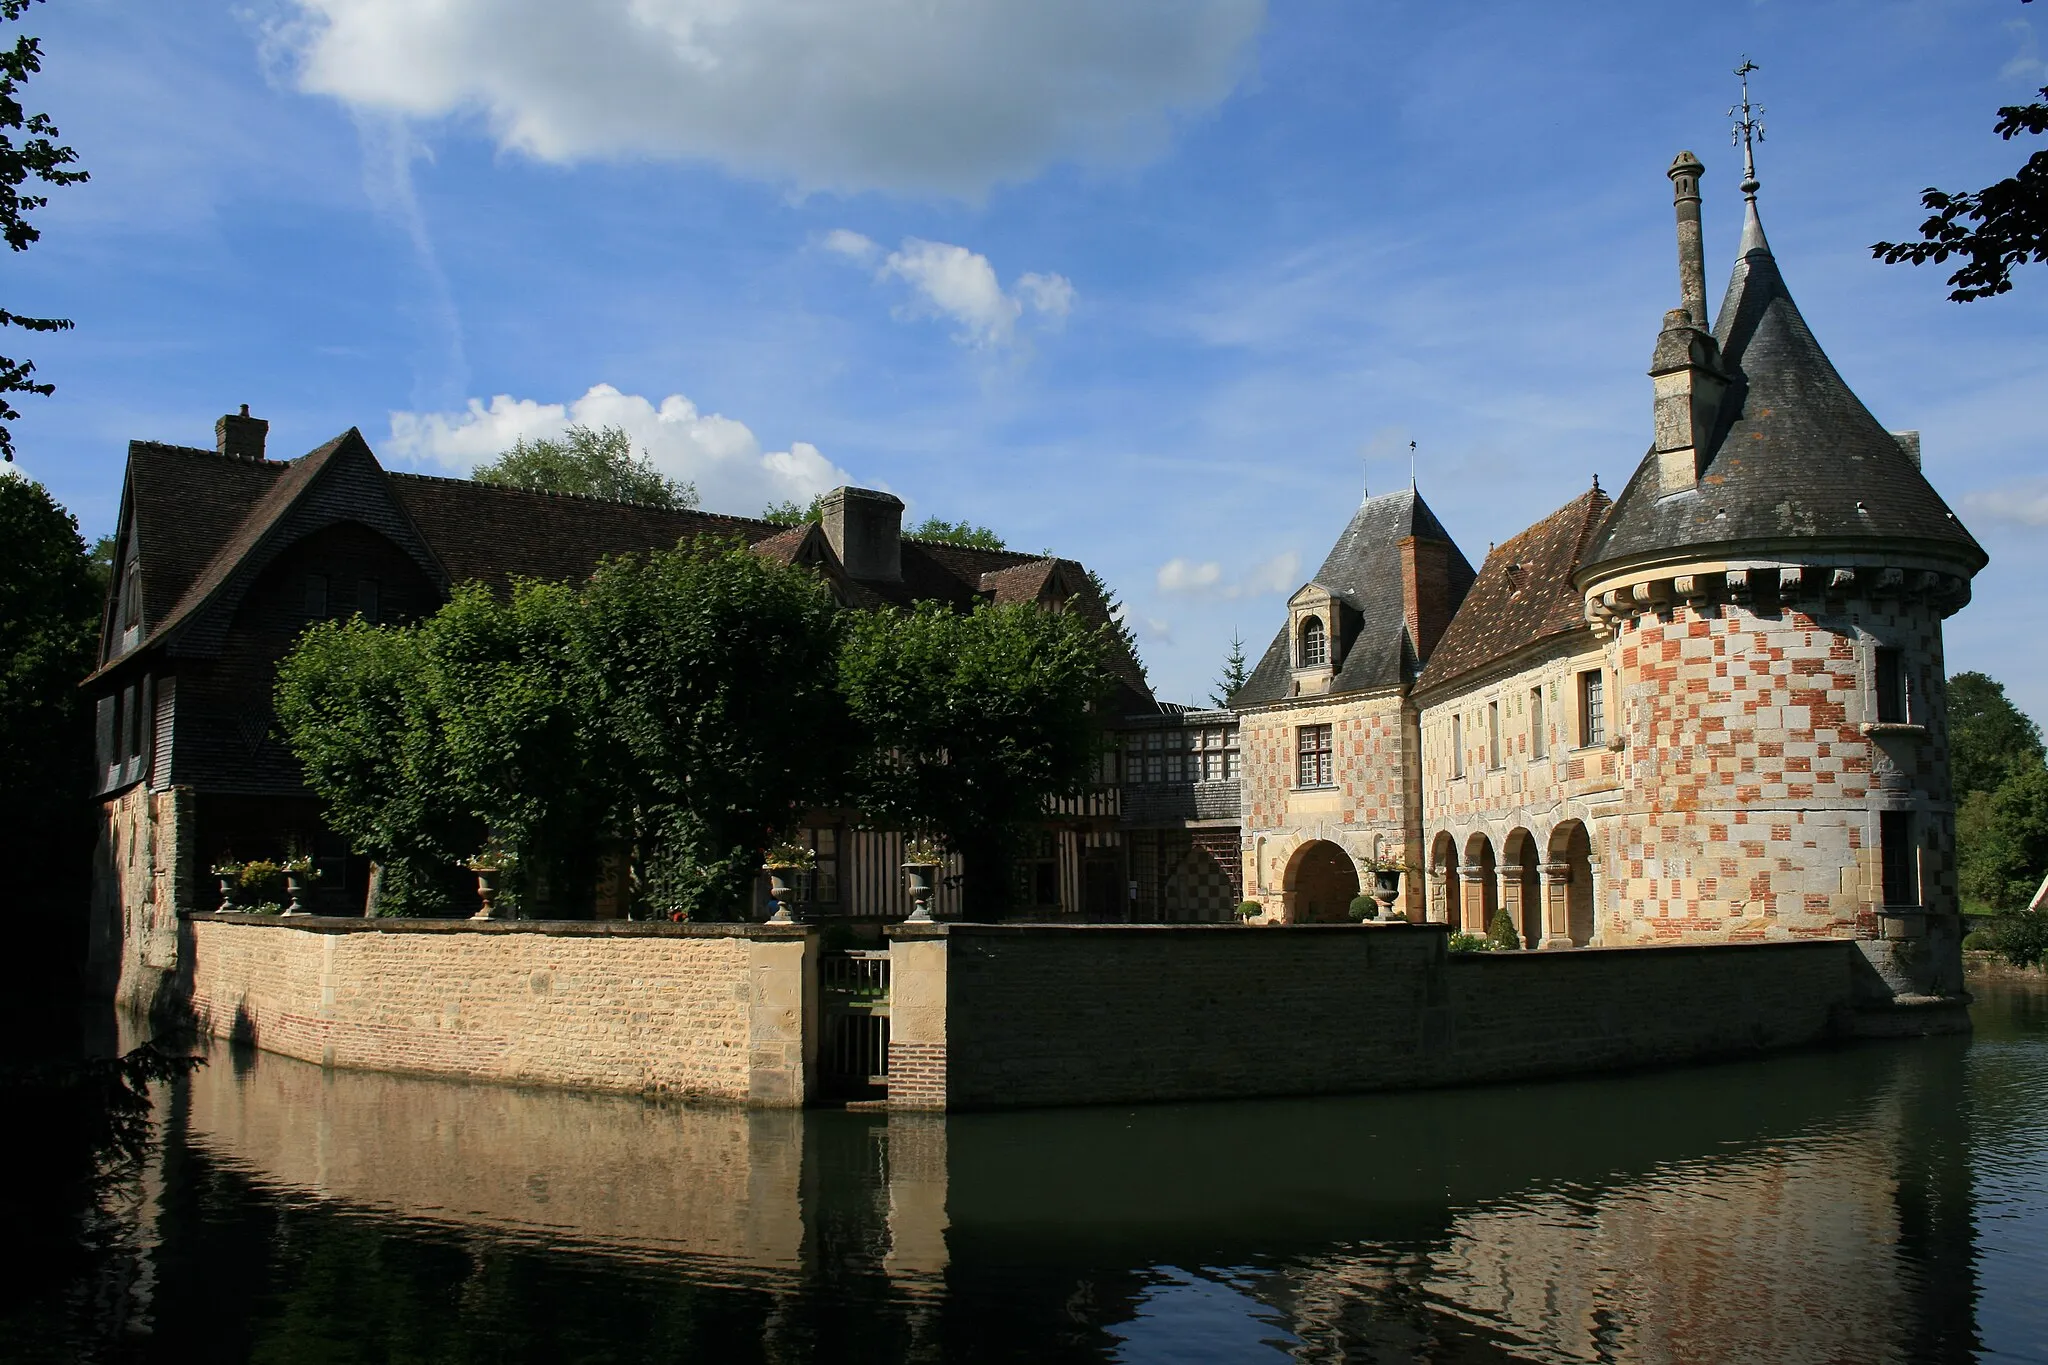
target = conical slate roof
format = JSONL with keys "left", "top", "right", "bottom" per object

{"left": 1583, "top": 200, "right": 1986, "bottom": 576}
{"left": 1234, "top": 486, "right": 1474, "bottom": 706}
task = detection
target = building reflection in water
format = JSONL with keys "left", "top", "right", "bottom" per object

{"left": 154, "top": 998, "right": 1997, "bottom": 1363}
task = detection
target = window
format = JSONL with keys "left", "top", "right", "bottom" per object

{"left": 1011, "top": 830, "right": 1059, "bottom": 907}
{"left": 358, "top": 578, "right": 381, "bottom": 625}
{"left": 1488, "top": 701, "right": 1501, "bottom": 768}
{"left": 1875, "top": 648, "right": 1906, "bottom": 724}
{"left": 120, "top": 555, "right": 141, "bottom": 633}
{"left": 1579, "top": 670, "right": 1605, "bottom": 747}
{"left": 94, "top": 695, "right": 116, "bottom": 788}
{"left": 1223, "top": 749, "right": 1239, "bottom": 780}
{"left": 1530, "top": 687, "right": 1547, "bottom": 759}
{"left": 1880, "top": 811, "right": 1916, "bottom": 907}
{"left": 1299, "top": 616, "right": 1328, "bottom": 668}
{"left": 304, "top": 573, "right": 329, "bottom": 618}
{"left": 1297, "top": 724, "right": 1333, "bottom": 787}
{"left": 803, "top": 826, "right": 841, "bottom": 905}
{"left": 1451, "top": 714, "right": 1465, "bottom": 779}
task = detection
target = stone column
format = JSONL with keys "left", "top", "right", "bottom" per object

{"left": 1458, "top": 866, "right": 1488, "bottom": 934}
{"left": 1426, "top": 869, "right": 1449, "bottom": 924}
{"left": 1538, "top": 861, "right": 1573, "bottom": 950}
{"left": 1498, "top": 863, "right": 1526, "bottom": 946}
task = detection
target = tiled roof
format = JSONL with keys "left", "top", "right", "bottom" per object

{"left": 104, "top": 431, "right": 1156, "bottom": 710}
{"left": 1585, "top": 199, "right": 1987, "bottom": 576}
{"left": 1414, "top": 485, "right": 1611, "bottom": 695}
{"left": 1234, "top": 486, "right": 1474, "bottom": 706}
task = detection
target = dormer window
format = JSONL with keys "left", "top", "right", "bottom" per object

{"left": 1299, "top": 616, "right": 1327, "bottom": 668}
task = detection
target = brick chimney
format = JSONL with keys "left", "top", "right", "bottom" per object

{"left": 216, "top": 404, "right": 269, "bottom": 461}
{"left": 1399, "top": 535, "right": 1454, "bottom": 663}
{"left": 819, "top": 486, "right": 904, "bottom": 582}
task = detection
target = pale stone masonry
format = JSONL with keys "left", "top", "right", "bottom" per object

{"left": 1231, "top": 152, "right": 1984, "bottom": 1002}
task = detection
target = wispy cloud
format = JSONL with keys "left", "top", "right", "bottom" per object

{"left": 1156, "top": 550, "right": 1299, "bottom": 599}
{"left": 835, "top": 235, "right": 1075, "bottom": 349}
{"left": 1962, "top": 479, "right": 2048, "bottom": 528}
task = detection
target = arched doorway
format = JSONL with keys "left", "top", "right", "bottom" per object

{"left": 1503, "top": 828, "right": 1541, "bottom": 950}
{"left": 1550, "top": 820, "right": 1596, "bottom": 946}
{"left": 1287, "top": 840, "right": 1359, "bottom": 924}
{"left": 1462, "top": 833, "right": 1497, "bottom": 935}
{"left": 1430, "top": 830, "right": 1460, "bottom": 926}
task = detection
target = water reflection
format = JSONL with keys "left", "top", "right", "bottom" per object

{"left": 24, "top": 967, "right": 2048, "bottom": 1363}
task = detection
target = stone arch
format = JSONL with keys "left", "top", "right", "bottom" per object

{"left": 1502, "top": 827, "right": 1541, "bottom": 950}
{"left": 1461, "top": 832, "right": 1497, "bottom": 934}
{"left": 1284, "top": 839, "right": 1358, "bottom": 924}
{"left": 1429, "top": 830, "right": 1461, "bottom": 926}
{"left": 1548, "top": 819, "right": 1596, "bottom": 947}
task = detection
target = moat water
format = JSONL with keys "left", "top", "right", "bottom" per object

{"left": 9, "top": 966, "right": 2046, "bottom": 1364}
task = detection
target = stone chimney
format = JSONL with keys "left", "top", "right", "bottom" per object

{"left": 819, "top": 486, "right": 904, "bottom": 582}
{"left": 215, "top": 404, "right": 269, "bottom": 461}
{"left": 1650, "top": 309, "right": 1728, "bottom": 494}
{"left": 1668, "top": 151, "right": 1708, "bottom": 330}
{"left": 1399, "top": 535, "right": 1454, "bottom": 663}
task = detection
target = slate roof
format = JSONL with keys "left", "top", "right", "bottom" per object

{"left": 98, "top": 431, "right": 1155, "bottom": 710}
{"left": 1234, "top": 486, "right": 1475, "bottom": 707}
{"left": 1414, "top": 485, "right": 1611, "bottom": 697}
{"left": 1584, "top": 198, "right": 1987, "bottom": 576}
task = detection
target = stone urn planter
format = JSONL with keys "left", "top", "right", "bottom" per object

{"left": 283, "top": 871, "right": 311, "bottom": 916}
{"left": 217, "top": 876, "right": 236, "bottom": 914}
{"left": 901, "top": 863, "right": 939, "bottom": 923}
{"left": 763, "top": 866, "right": 800, "bottom": 924}
{"left": 471, "top": 868, "right": 501, "bottom": 920}
{"left": 1373, "top": 868, "right": 1403, "bottom": 921}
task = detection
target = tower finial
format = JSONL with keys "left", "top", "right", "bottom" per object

{"left": 1731, "top": 57, "right": 1764, "bottom": 200}
{"left": 1409, "top": 440, "right": 1417, "bottom": 491}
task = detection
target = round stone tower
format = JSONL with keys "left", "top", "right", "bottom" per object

{"left": 1572, "top": 158, "right": 1986, "bottom": 1003}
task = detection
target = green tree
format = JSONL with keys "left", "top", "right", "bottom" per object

{"left": 1958, "top": 760, "right": 2048, "bottom": 911}
{"left": 907, "top": 516, "right": 1005, "bottom": 549}
{"left": 473, "top": 424, "right": 697, "bottom": 508}
{"left": 1947, "top": 671, "right": 2044, "bottom": 799}
{"left": 1210, "top": 631, "right": 1249, "bottom": 708}
{"left": 575, "top": 541, "right": 846, "bottom": 919}
{"left": 1487, "top": 905, "right": 1523, "bottom": 951}
{"left": 275, "top": 619, "right": 478, "bottom": 915}
{"left": 0, "top": 473, "right": 98, "bottom": 942}
{"left": 1083, "top": 567, "right": 1147, "bottom": 686}
{"left": 420, "top": 581, "right": 615, "bottom": 913}
{"left": 0, "top": 0, "right": 86, "bottom": 463}
{"left": 760, "top": 493, "right": 826, "bottom": 526}
{"left": 1873, "top": 0, "right": 2047, "bottom": 300}
{"left": 840, "top": 601, "right": 1110, "bottom": 917}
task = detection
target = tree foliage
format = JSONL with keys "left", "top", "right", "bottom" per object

{"left": 473, "top": 424, "right": 697, "bottom": 508}
{"left": 1959, "top": 762, "right": 2048, "bottom": 911}
{"left": 760, "top": 493, "right": 827, "bottom": 526}
{"left": 0, "top": 472, "right": 97, "bottom": 810}
{"left": 1873, "top": 2, "right": 2048, "bottom": 301}
{"left": 0, "top": 0, "right": 85, "bottom": 462}
{"left": 1948, "top": 671, "right": 2044, "bottom": 799}
{"left": 575, "top": 541, "right": 847, "bottom": 919}
{"left": 907, "top": 516, "right": 1005, "bottom": 549}
{"left": 1084, "top": 567, "right": 1146, "bottom": 686}
{"left": 839, "top": 601, "right": 1109, "bottom": 916}
{"left": 1210, "top": 630, "right": 1250, "bottom": 708}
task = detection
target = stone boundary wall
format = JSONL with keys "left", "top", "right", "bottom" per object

{"left": 887, "top": 923, "right": 1958, "bottom": 1111}
{"left": 183, "top": 914, "right": 817, "bottom": 1104}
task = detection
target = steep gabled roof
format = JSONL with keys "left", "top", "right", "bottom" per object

{"left": 121, "top": 441, "right": 289, "bottom": 635}
{"left": 1585, "top": 199, "right": 1987, "bottom": 575}
{"left": 1234, "top": 486, "right": 1474, "bottom": 706}
{"left": 1415, "top": 485, "right": 1610, "bottom": 696}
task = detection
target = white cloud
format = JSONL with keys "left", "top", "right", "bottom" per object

{"left": 859, "top": 237, "right": 1075, "bottom": 348}
{"left": 385, "top": 383, "right": 853, "bottom": 517}
{"left": 1962, "top": 479, "right": 2048, "bottom": 528}
{"left": 277, "top": 0, "right": 1266, "bottom": 197}
{"left": 1156, "top": 550, "right": 1300, "bottom": 599}
{"left": 821, "top": 228, "right": 879, "bottom": 263}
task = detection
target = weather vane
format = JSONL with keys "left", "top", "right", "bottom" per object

{"left": 1409, "top": 440, "right": 1417, "bottom": 490}
{"left": 1730, "top": 57, "right": 1764, "bottom": 200}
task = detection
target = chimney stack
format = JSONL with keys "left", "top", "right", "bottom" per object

{"left": 1650, "top": 308, "right": 1728, "bottom": 494}
{"left": 216, "top": 404, "right": 269, "bottom": 461}
{"left": 819, "top": 486, "right": 904, "bottom": 582}
{"left": 1668, "top": 151, "right": 1708, "bottom": 330}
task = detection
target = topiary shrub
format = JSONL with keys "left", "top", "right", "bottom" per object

{"left": 1487, "top": 906, "right": 1523, "bottom": 951}
{"left": 1348, "top": 894, "right": 1375, "bottom": 921}
{"left": 1447, "top": 931, "right": 1496, "bottom": 953}
{"left": 1237, "top": 899, "right": 1263, "bottom": 920}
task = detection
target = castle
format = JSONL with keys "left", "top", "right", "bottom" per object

{"left": 1228, "top": 148, "right": 1984, "bottom": 998}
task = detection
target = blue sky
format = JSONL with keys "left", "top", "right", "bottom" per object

{"left": 13, "top": 0, "right": 2047, "bottom": 718}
